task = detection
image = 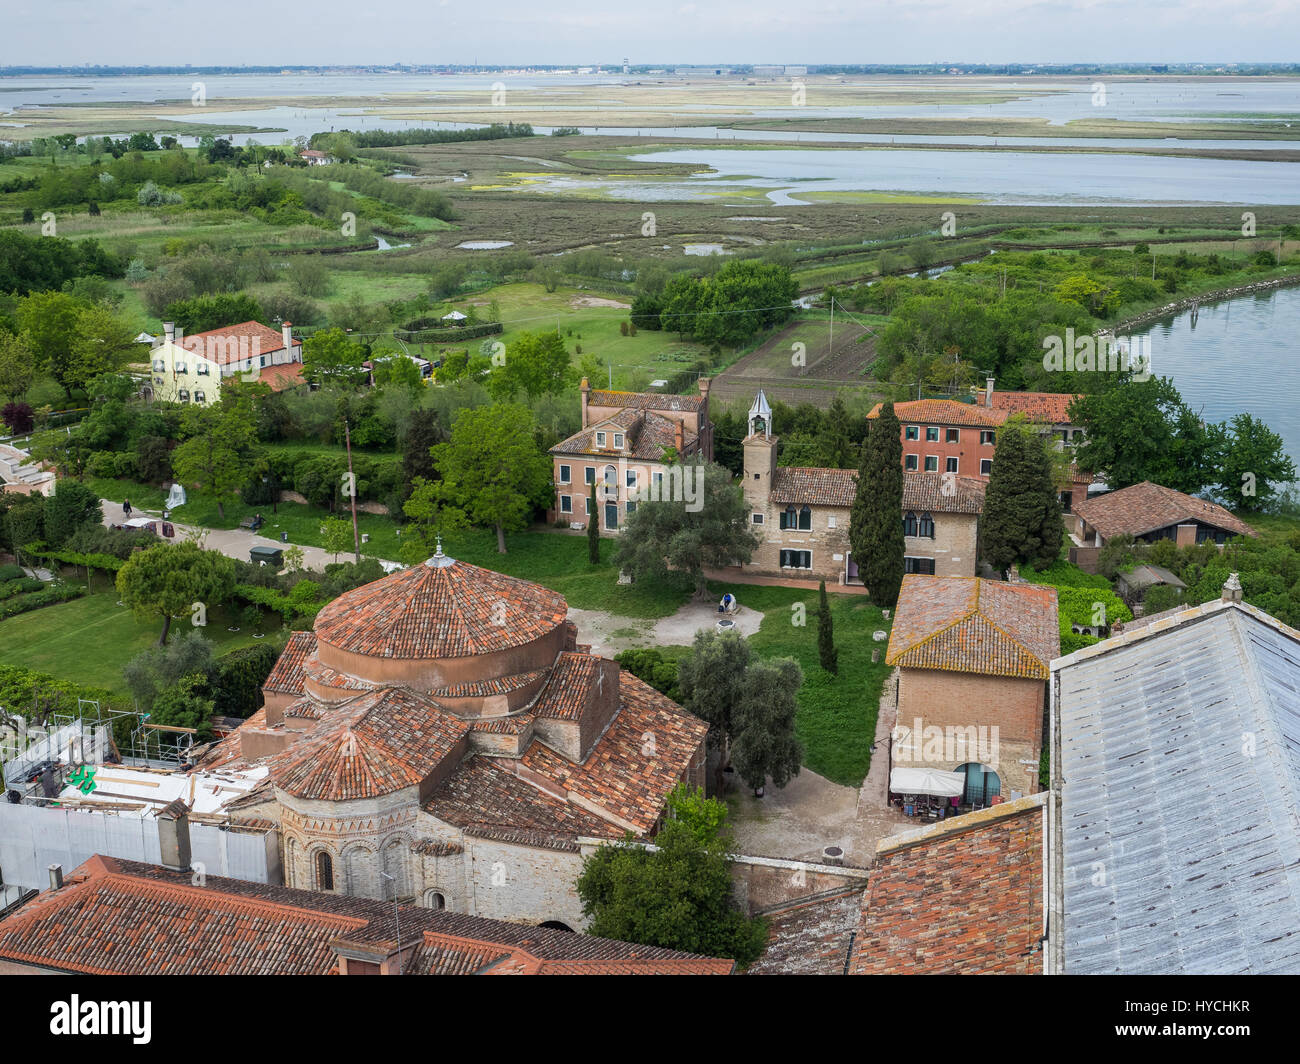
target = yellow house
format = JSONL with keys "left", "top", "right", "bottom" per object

{"left": 146, "top": 320, "right": 304, "bottom": 406}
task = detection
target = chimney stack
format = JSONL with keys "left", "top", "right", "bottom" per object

{"left": 157, "top": 800, "right": 192, "bottom": 872}
{"left": 1222, "top": 572, "right": 1243, "bottom": 604}
{"left": 282, "top": 322, "right": 294, "bottom": 357}
{"left": 164, "top": 322, "right": 175, "bottom": 347}
{"left": 48, "top": 864, "right": 63, "bottom": 891}
{"left": 985, "top": 377, "right": 995, "bottom": 408}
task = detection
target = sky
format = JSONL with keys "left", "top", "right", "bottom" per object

{"left": 4, "top": 0, "right": 1300, "bottom": 67}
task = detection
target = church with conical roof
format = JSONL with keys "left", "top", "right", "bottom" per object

{"left": 195, "top": 546, "right": 709, "bottom": 930}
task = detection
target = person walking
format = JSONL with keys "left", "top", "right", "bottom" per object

{"left": 123, "top": 498, "right": 132, "bottom": 519}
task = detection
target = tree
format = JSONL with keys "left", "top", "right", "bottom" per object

{"left": 321, "top": 516, "right": 354, "bottom": 563}
{"left": 817, "top": 579, "right": 838, "bottom": 674}
{"left": 981, "top": 422, "right": 1063, "bottom": 574}
{"left": 613, "top": 463, "right": 761, "bottom": 599}
{"left": 401, "top": 475, "right": 469, "bottom": 563}
{"left": 399, "top": 407, "right": 441, "bottom": 499}
{"left": 122, "top": 629, "right": 215, "bottom": 710}
{"left": 301, "top": 327, "right": 367, "bottom": 387}
{"left": 149, "top": 673, "right": 216, "bottom": 741}
{"left": 729, "top": 657, "right": 804, "bottom": 795}
{"left": 163, "top": 293, "right": 264, "bottom": 335}
{"left": 487, "top": 329, "right": 574, "bottom": 400}
{"left": 430, "top": 404, "right": 554, "bottom": 554}
{"left": 43, "top": 479, "right": 102, "bottom": 548}
{"left": 587, "top": 479, "right": 599, "bottom": 563}
{"left": 2, "top": 402, "right": 34, "bottom": 435}
{"left": 849, "top": 402, "right": 904, "bottom": 607}
{"left": 170, "top": 399, "right": 259, "bottom": 520}
{"left": 677, "top": 628, "right": 754, "bottom": 767}
{"left": 116, "top": 541, "right": 236, "bottom": 645}
{"left": 1210, "top": 413, "right": 1297, "bottom": 512}
{"left": 576, "top": 797, "right": 768, "bottom": 968}
{"left": 0, "top": 331, "right": 34, "bottom": 401}
{"left": 371, "top": 352, "right": 423, "bottom": 391}
{"left": 66, "top": 303, "right": 135, "bottom": 393}
{"left": 17, "top": 291, "right": 83, "bottom": 394}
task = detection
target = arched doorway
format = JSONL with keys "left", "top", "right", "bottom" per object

{"left": 956, "top": 763, "right": 1000, "bottom": 807}
{"left": 424, "top": 890, "right": 446, "bottom": 910}
{"left": 539, "top": 920, "right": 574, "bottom": 933}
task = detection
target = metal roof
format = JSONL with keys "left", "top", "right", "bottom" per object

{"left": 1054, "top": 600, "right": 1300, "bottom": 974}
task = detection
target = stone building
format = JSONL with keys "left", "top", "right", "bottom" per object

{"left": 885, "top": 576, "right": 1059, "bottom": 801}
{"left": 193, "top": 548, "right": 709, "bottom": 931}
{"left": 739, "top": 391, "right": 985, "bottom": 586}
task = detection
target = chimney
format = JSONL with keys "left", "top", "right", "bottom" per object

{"left": 580, "top": 377, "right": 590, "bottom": 428}
{"left": 674, "top": 420, "right": 684, "bottom": 455}
{"left": 1222, "top": 572, "right": 1243, "bottom": 604}
{"left": 48, "top": 864, "right": 63, "bottom": 891}
{"left": 157, "top": 799, "right": 192, "bottom": 872}
{"left": 985, "top": 377, "right": 995, "bottom": 408}
{"left": 282, "top": 321, "right": 294, "bottom": 357}
{"left": 164, "top": 321, "right": 175, "bottom": 347}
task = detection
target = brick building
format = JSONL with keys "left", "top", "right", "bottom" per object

{"left": 190, "top": 548, "right": 709, "bottom": 931}
{"left": 885, "top": 576, "right": 1059, "bottom": 801}
{"left": 740, "top": 391, "right": 985, "bottom": 586}
{"left": 547, "top": 378, "right": 714, "bottom": 532}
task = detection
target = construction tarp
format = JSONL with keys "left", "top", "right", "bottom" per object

{"left": 889, "top": 767, "right": 965, "bottom": 798}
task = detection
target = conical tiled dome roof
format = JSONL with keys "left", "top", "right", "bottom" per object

{"left": 313, "top": 555, "right": 568, "bottom": 660}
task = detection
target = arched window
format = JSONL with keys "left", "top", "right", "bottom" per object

{"left": 956, "top": 763, "right": 1001, "bottom": 807}
{"left": 903, "top": 511, "right": 918, "bottom": 537}
{"left": 918, "top": 512, "right": 935, "bottom": 539}
{"left": 781, "top": 505, "right": 798, "bottom": 530}
{"left": 426, "top": 891, "right": 446, "bottom": 910}
{"left": 799, "top": 505, "right": 812, "bottom": 531}
{"left": 315, "top": 851, "right": 334, "bottom": 892}
{"left": 539, "top": 920, "right": 575, "bottom": 933}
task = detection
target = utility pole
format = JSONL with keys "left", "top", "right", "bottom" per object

{"left": 379, "top": 870, "right": 403, "bottom": 974}
{"left": 344, "top": 418, "right": 361, "bottom": 564}
{"left": 829, "top": 295, "right": 834, "bottom": 355}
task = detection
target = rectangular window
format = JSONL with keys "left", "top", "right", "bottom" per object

{"left": 905, "top": 426, "right": 919, "bottom": 441}
{"left": 827, "top": 515, "right": 837, "bottom": 529}
{"left": 197, "top": 363, "right": 209, "bottom": 375}
{"left": 178, "top": 389, "right": 190, "bottom": 402}
{"left": 613, "top": 433, "right": 624, "bottom": 448}
{"left": 626, "top": 469, "right": 637, "bottom": 488}
{"left": 194, "top": 391, "right": 205, "bottom": 404}
{"left": 654, "top": 471, "right": 664, "bottom": 485}
{"left": 904, "top": 556, "right": 936, "bottom": 575}
{"left": 585, "top": 496, "right": 592, "bottom": 515}
{"left": 585, "top": 467, "right": 595, "bottom": 485}
{"left": 560, "top": 496, "right": 573, "bottom": 513}
{"left": 945, "top": 457, "right": 959, "bottom": 474}
{"left": 559, "top": 465, "right": 571, "bottom": 484}
{"left": 946, "top": 428, "right": 959, "bottom": 444}
{"left": 925, "top": 426, "right": 939, "bottom": 442}
{"left": 152, "top": 359, "right": 165, "bottom": 372}
{"left": 779, "top": 549, "right": 812, "bottom": 570}
{"left": 980, "top": 458, "right": 993, "bottom": 476}
{"left": 175, "top": 362, "right": 187, "bottom": 374}
{"left": 626, "top": 501, "right": 637, "bottom": 515}
{"left": 752, "top": 513, "right": 764, "bottom": 525}
{"left": 905, "top": 454, "right": 919, "bottom": 472}
{"left": 924, "top": 456, "right": 939, "bottom": 472}
{"left": 596, "top": 431, "right": 606, "bottom": 447}
{"left": 980, "top": 430, "right": 996, "bottom": 446}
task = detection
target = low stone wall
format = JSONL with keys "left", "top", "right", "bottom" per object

{"left": 1113, "top": 273, "right": 1300, "bottom": 334}
{"left": 730, "top": 854, "right": 872, "bottom": 915}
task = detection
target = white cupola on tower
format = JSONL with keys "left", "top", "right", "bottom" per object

{"left": 748, "top": 389, "right": 773, "bottom": 439}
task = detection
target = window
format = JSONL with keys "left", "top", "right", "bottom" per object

{"left": 197, "top": 362, "right": 209, "bottom": 375}
{"left": 585, "top": 495, "right": 592, "bottom": 515}
{"left": 1196, "top": 527, "right": 1229, "bottom": 545}
{"left": 945, "top": 428, "right": 959, "bottom": 443}
{"left": 613, "top": 433, "right": 624, "bottom": 448}
{"left": 980, "top": 459, "right": 993, "bottom": 476}
{"left": 596, "top": 431, "right": 606, "bottom": 447}
{"left": 585, "top": 467, "right": 595, "bottom": 485}
{"left": 175, "top": 361, "right": 187, "bottom": 374}
{"left": 905, "top": 454, "right": 919, "bottom": 472}
{"left": 779, "top": 549, "right": 812, "bottom": 570}
{"left": 752, "top": 513, "right": 764, "bottom": 525}
{"left": 980, "top": 430, "right": 996, "bottom": 446}
{"left": 194, "top": 391, "right": 206, "bottom": 404}
{"left": 260, "top": 355, "right": 267, "bottom": 367}
{"left": 560, "top": 495, "right": 572, "bottom": 513}
{"left": 904, "top": 557, "right": 936, "bottom": 575}
{"left": 178, "top": 389, "right": 190, "bottom": 402}
{"left": 925, "top": 426, "right": 939, "bottom": 442}
{"left": 918, "top": 512, "right": 935, "bottom": 538}
{"left": 603, "top": 465, "right": 617, "bottom": 489}
{"left": 427, "top": 891, "right": 446, "bottom": 911}
{"left": 559, "top": 464, "right": 572, "bottom": 484}
{"left": 799, "top": 505, "right": 811, "bottom": 531}
{"left": 780, "top": 506, "right": 797, "bottom": 530}
{"left": 905, "top": 426, "right": 919, "bottom": 441}
{"left": 779, "top": 505, "right": 812, "bottom": 531}
{"left": 626, "top": 469, "right": 637, "bottom": 488}
{"left": 626, "top": 501, "right": 637, "bottom": 515}
{"left": 827, "top": 515, "right": 837, "bottom": 529}
{"left": 945, "top": 457, "right": 958, "bottom": 474}
{"left": 152, "top": 359, "right": 165, "bottom": 372}
{"left": 924, "top": 456, "right": 938, "bottom": 472}
{"left": 903, "top": 511, "right": 918, "bottom": 537}
{"left": 315, "top": 851, "right": 334, "bottom": 891}
{"left": 654, "top": 471, "right": 664, "bottom": 485}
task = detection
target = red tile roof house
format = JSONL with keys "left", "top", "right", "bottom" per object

{"left": 548, "top": 378, "right": 714, "bottom": 533}
{"left": 1067, "top": 480, "right": 1257, "bottom": 573}
{"left": 0, "top": 856, "right": 734, "bottom": 975}
{"left": 187, "top": 548, "right": 711, "bottom": 932}
{"left": 884, "top": 576, "right": 1059, "bottom": 804}
{"left": 145, "top": 320, "right": 304, "bottom": 406}
{"left": 739, "top": 392, "right": 986, "bottom": 587}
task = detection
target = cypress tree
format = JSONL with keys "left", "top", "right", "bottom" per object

{"left": 588, "top": 479, "right": 600, "bottom": 564}
{"left": 849, "top": 401, "right": 905, "bottom": 606}
{"left": 817, "top": 579, "right": 838, "bottom": 674}
{"left": 981, "top": 423, "right": 1064, "bottom": 574}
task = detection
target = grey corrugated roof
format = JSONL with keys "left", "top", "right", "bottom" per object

{"left": 1055, "top": 601, "right": 1300, "bottom": 974}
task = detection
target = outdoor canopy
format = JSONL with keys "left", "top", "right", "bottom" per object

{"left": 889, "top": 766, "right": 966, "bottom": 797}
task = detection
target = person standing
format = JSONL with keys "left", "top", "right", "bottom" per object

{"left": 123, "top": 498, "right": 132, "bottom": 519}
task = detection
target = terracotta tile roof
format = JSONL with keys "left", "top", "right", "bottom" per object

{"left": 283, "top": 697, "right": 324, "bottom": 720}
{"left": 551, "top": 407, "right": 697, "bottom": 461}
{"left": 588, "top": 388, "right": 703, "bottom": 413}
{"left": 270, "top": 688, "right": 469, "bottom": 801}
{"left": 748, "top": 887, "right": 864, "bottom": 975}
{"left": 902, "top": 472, "right": 985, "bottom": 515}
{"left": 314, "top": 558, "right": 568, "bottom": 659}
{"left": 303, "top": 657, "right": 377, "bottom": 692}
{"left": 770, "top": 467, "right": 857, "bottom": 507}
{"left": 264, "top": 631, "right": 315, "bottom": 694}
{"left": 989, "top": 390, "right": 1081, "bottom": 424}
{"left": 177, "top": 320, "right": 300, "bottom": 366}
{"left": 851, "top": 797, "right": 1045, "bottom": 974}
{"left": 1071, "top": 480, "right": 1257, "bottom": 541}
{"left": 0, "top": 856, "right": 732, "bottom": 974}
{"left": 520, "top": 673, "right": 708, "bottom": 834}
{"left": 868, "top": 398, "right": 1009, "bottom": 428}
{"left": 469, "top": 713, "right": 534, "bottom": 735}
{"left": 886, "top": 576, "right": 1059, "bottom": 679}
{"left": 409, "top": 838, "right": 464, "bottom": 856}
{"left": 191, "top": 707, "right": 268, "bottom": 770}
{"left": 257, "top": 361, "right": 305, "bottom": 392}
{"left": 431, "top": 670, "right": 545, "bottom": 699}
{"left": 533, "top": 652, "right": 600, "bottom": 720}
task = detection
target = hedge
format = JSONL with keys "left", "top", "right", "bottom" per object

{"left": 233, "top": 583, "right": 321, "bottom": 623}
{"left": 23, "top": 545, "right": 125, "bottom": 573}
{"left": 0, "top": 584, "right": 87, "bottom": 621}
{"left": 393, "top": 320, "right": 502, "bottom": 344}
{"left": 0, "top": 577, "right": 44, "bottom": 601}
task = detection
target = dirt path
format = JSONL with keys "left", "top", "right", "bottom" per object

{"left": 567, "top": 599, "right": 763, "bottom": 658}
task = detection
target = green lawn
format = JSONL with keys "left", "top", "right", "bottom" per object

{"left": 0, "top": 588, "right": 280, "bottom": 695}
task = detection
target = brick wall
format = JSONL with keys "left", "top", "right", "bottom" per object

{"left": 463, "top": 837, "right": 588, "bottom": 929}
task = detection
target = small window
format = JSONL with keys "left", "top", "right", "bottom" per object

{"left": 613, "top": 433, "right": 624, "bottom": 448}
{"left": 903, "top": 511, "right": 918, "bottom": 537}
{"left": 428, "top": 891, "right": 446, "bottom": 910}
{"left": 904, "top": 557, "right": 937, "bottom": 575}
{"left": 194, "top": 391, "right": 205, "bottom": 403}
{"left": 260, "top": 355, "right": 267, "bottom": 367}
{"left": 799, "top": 505, "right": 812, "bottom": 531}
{"left": 560, "top": 495, "right": 573, "bottom": 513}
{"left": 904, "top": 454, "right": 919, "bottom": 472}
{"left": 585, "top": 495, "right": 592, "bottom": 515}
{"left": 316, "top": 851, "right": 334, "bottom": 891}
{"left": 197, "top": 362, "right": 209, "bottom": 375}
{"left": 827, "top": 515, "right": 836, "bottom": 529}
{"left": 924, "top": 456, "right": 938, "bottom": 472}
{"left": 905, "top": 426, "right": 919, "bottom": 441}
{"left": 779, "top": 549, "right": 812, "bottom": 570}
{"left": 626, "top": 501, "right": 637, "bottom": 515}
{"left": 603, "top": 465, "right": 617, "bottom": 487}
{"left": 152, "top": 359, "right": 165, "bottom": 372}
{"left": 945, "top": 456, "right": 958, "bottom": 474}
{"left": 178, "top": 389, "right": 190, "bottom": 402}
{"left": 752, "top": 513, "right": 764, "bottom": 525}
{"left": 946, "top": 428, "right": 959, "bottom": 443}
{"left": 559, "top": 464, "right": 571, "bottom": 483}
{"left": 925, "top": 426, "right": 939, "bottom": 442}
{"left": 980, "top": 458, "right": 993, "bottom": 476}
{"left": 175, "top": 362, "right": 187, "bottom": 374}
{"left": 585, "top": 467, "right": 595, "bottom": 485}
{"left": 980, "top": 430, "right": 996, "bottom": 446}
{"left": 596, "top": 431, "right": 607, "bottom": 447}
{"left": 918, "top": 512, "right": 935, "bottom": 538}
{"left": 655, "top": 471, "right": 664, "bottom": 485}
{"left": 626, "top": 469, "right": 637, "bottom": 488}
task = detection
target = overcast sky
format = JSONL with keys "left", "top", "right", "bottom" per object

{"left": 5, "top": 0, "right": 1300, "bottom": 66}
